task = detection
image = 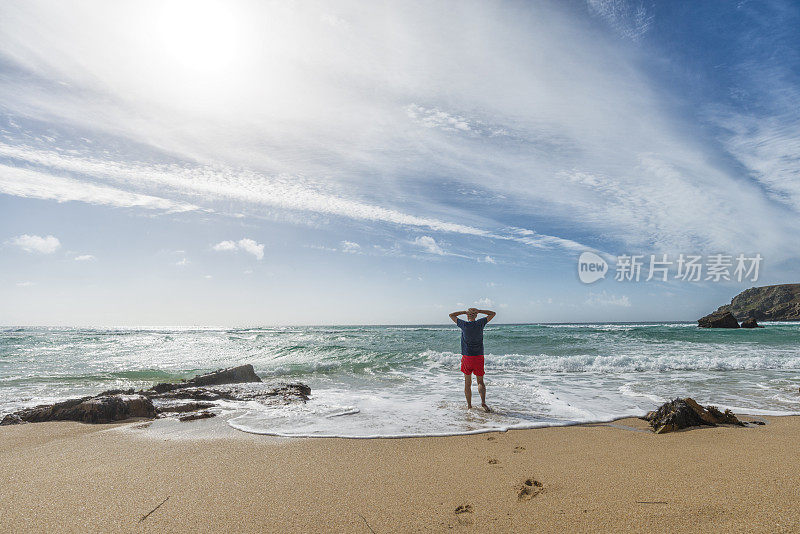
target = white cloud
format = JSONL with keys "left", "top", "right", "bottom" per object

{"left": 237, "top": 238, "right": 265, "bottom": 260}
{"left": 74, "top": 254, "right": 95, "bottom": 261}
{"left": 204, "top": 274, "right": 213, "bottom": 279}
{"left": 413, "top": 235, "right": 445, "bottom": 255}
{"left": 16, "top": 281, "right": 35, "bottom": 287}
{"left": 212, "top": 238, "right": 264, "bottom": 260}
{"left": 341, "top": 240, "right": 361, "bottom": 253}
{"left": 212, "top": 240, "right": 238, "bottom": 252}
{"left": 478, "top": 255, "right": 496, "bottom": 264}
{"left": 7, "top": 234, "right": 61, "bottom": 254}
{"left": 584, "top": 291, "right": 631, "bottom": 307}
{"left": 175, "top": 257, "right": 189, "bottom": 266}
{"left": 475, "top": 297, "right": 495, "bottom": 308}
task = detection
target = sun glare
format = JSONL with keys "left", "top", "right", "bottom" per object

{"left": 158, "top": 0, "right": 241, "bottom": 72}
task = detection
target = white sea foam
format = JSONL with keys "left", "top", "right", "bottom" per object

{"left": 2, "top": 324, "right": 799, "bottom": 437}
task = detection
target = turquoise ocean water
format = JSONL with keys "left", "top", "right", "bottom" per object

{"left": 1, "top": 323, "right": 798, "bottom": 437}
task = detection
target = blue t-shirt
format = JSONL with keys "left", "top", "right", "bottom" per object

{"left": 457, "top": 317, "right": 488, "bottom": 356}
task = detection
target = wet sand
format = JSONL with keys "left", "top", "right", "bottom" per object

{"left": 1, "top": 415, "right": 798, "bottom": 533}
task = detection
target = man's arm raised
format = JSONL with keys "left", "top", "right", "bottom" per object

{"left": 477, "top": 309, "right": 496, "bottom": 323}
{"left": 449, "top": 310, "right": 467, "bottom": 324}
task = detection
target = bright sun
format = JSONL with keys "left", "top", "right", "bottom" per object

{"left": 157, "top": 0, "right": 241, "bottom": 72}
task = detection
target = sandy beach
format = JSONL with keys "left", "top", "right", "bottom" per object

{"left": 1, "top": 415, "right": 798, "bottom": 533}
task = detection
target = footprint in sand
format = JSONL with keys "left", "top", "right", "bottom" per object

{"left": 454, "top": 504, "right": 473, "bottom": 514}
{"left": 488, "top": 458, "right": 499, "bottom": 464}
{"left": 487, "top": 436, "right": 496, "bottom": 441}
{"left": 517, "top": 478, "right": 544, "bottom": 501}
{"left": 513, "top": 446, "right": 525, "bottom": 453}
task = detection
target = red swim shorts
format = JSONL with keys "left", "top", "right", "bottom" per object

{"left": 460, "top": 355, "right": 485, "bottom": 376}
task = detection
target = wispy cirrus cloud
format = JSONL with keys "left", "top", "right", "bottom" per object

{"left": 0, "top": 0, "right": 798, "bottom": 272}
{"left": 0, "top": 142, "right": 596, "bottom": 256}
{"left": 586, "top": 0, "right": 653, "bottom": 41}
{"left": 0, "top": 164, "right": 199, "bottom": 213}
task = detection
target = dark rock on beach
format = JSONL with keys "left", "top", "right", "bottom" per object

{"left": 1, "top": 394, "right": 155, "bottom": 425}
{"left": 0, "top": 414, "right": 24, "bottom": 425}
{"left": 740, "top": 317, "right": 763, "bottom": 328}
{"left": 697, "top": 311, "right": 740, "bottom": 328}
{"left": 643, "top": 398, "right": 743, "bottom": 434}
{"left": 1, "top": 364, "right": 310, "bottom": 426}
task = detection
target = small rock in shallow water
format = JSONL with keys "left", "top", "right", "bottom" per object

{"left": 156, "top": 401, "right": 216, "bottom": 414}
{"left": 151, "top": 383, "right": 310, "bottom": 403}
{"left": 179, "top": 410, "right": 217, "bottom": 422}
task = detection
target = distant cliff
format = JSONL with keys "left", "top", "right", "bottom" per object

{"left": 715, "top": 284, "right": 800, "bottom": 321}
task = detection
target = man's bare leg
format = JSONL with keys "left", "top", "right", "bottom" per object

{"left": 477, "top": 375, "right": 490, "bottom": 412}
{"left": 464, "top": 373, "right": 472, "bottom": 409}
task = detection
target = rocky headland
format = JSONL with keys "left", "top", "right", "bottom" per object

{"left": 698, "top": 283, "right": 800, "bottom": 327}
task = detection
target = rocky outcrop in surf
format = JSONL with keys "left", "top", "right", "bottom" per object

{"left": 1, "top": 393, "right": 156, "bottom": 425}
{"left": 740, "top": 317, "right": 763, "bottom": 328}
{"left": 714, "top": 283, "right": 800, "bottom": 321}
{"left": 642, "top": 398, "right": 743, "bottom": 434}
{"left": 697, "top": 311, "right": 740, "bottom": 328}
{"left": 1, "top": 364, "right": 310, "bottom": 426}
{"left": 150, "top": 364, "right": 262, "bottom": 393}
{"left": 153, "top": 383, "right": 310, "bottom": 403}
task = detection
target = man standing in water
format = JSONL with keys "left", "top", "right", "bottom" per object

{"left": 449, "top": 307, "right": 496, "bottom": 412}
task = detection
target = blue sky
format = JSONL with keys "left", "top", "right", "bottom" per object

{"left": 1, "top": 0, "right": 798, "bottom": 325}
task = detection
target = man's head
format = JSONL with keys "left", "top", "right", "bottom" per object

{"left": 466, "top": 308, "right": 478, "bottom": 321}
